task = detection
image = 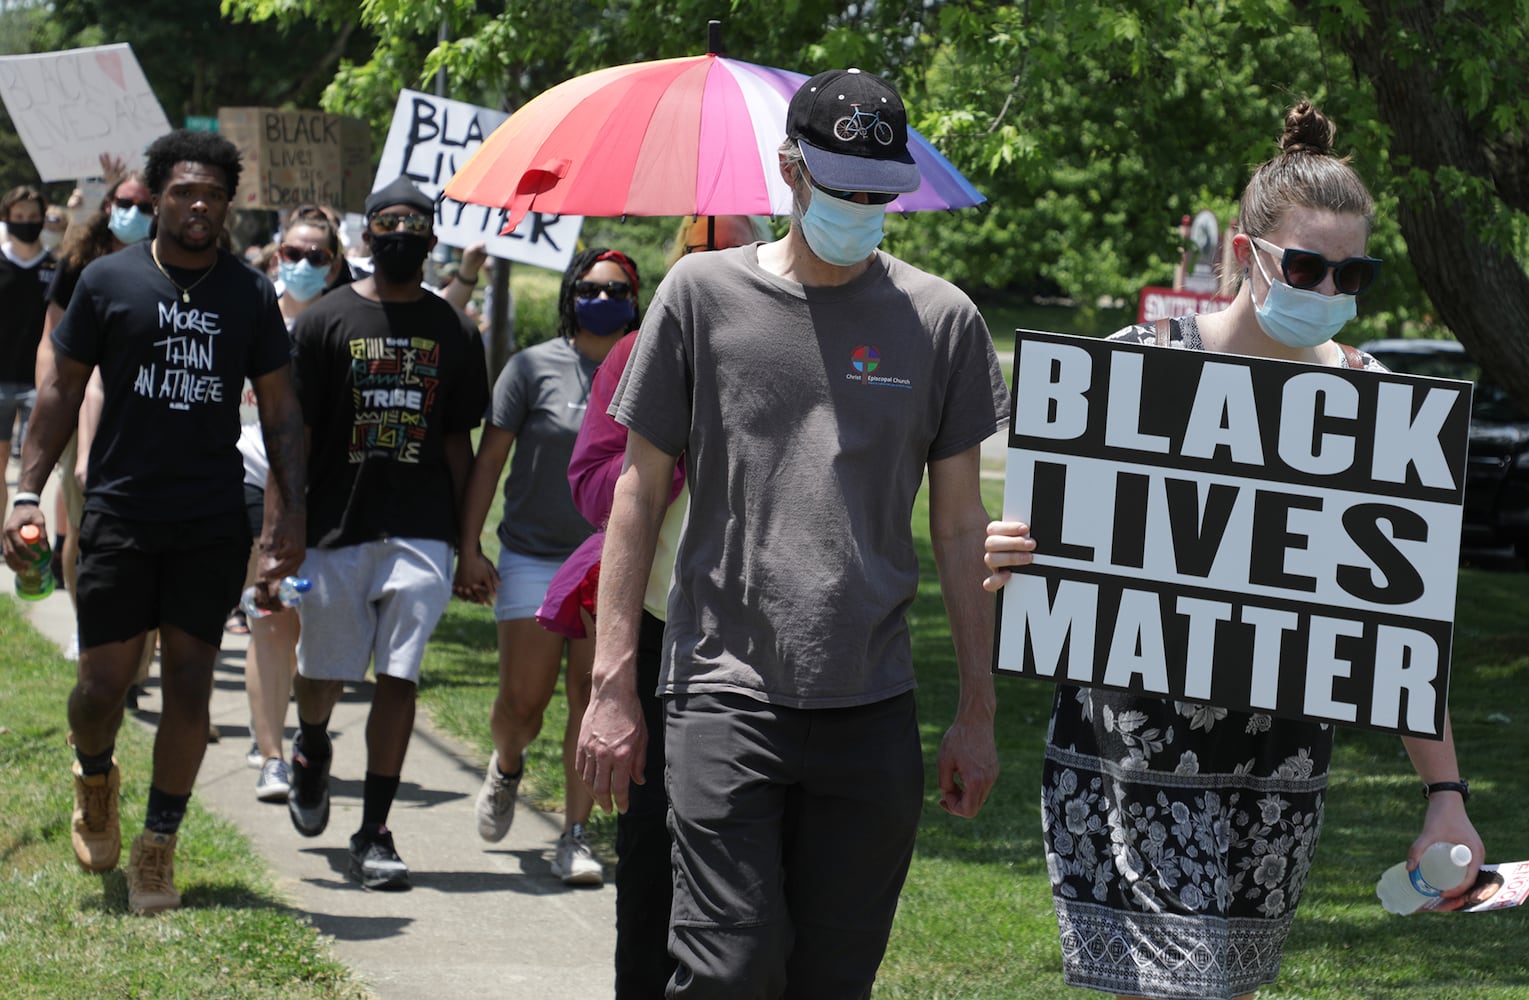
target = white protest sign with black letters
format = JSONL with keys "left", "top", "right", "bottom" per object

{"left": 0, "top": 44, "right": 171, "bottom": 182}
{"left": 994, "top": 330, "right": 1472, "bottom": 739}
{"left": 374, "top": 89, "right": 581, "bottom": 272}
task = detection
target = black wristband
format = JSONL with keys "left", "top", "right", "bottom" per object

{"left": 1423, "top": 780, "right": 1470, "bottom": 804}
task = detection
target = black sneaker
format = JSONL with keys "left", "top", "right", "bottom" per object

{"left": 348, "top": 826, "right": 410, "bottom": 890}
{"left": 286, "top": 736, "right": 331, "bottom": 838}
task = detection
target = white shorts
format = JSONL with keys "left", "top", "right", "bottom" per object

{"left": 297, "top": 537, "right": 453, "bottom": 684}
{"left": 494, "top": 547, "right": 563, "bottom": 622}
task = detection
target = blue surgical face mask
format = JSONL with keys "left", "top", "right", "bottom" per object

{"left": 574, "top": 296, "right": 635, "bottom": 336}
{"left": 108, "top": 204, "right": 152, "bottom": 245}
{"left": 797, "top": 186, "right": 887, "bottom": 266}
{"left": 279, "top": 258, "right": 329, "bottom": 302}
{"left": 1251, "top": 250, "right": 1356, "bottom": 348}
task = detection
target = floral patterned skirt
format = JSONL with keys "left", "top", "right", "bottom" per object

{"left": 1042, "top": 685, "right": 1333, "bottom": 1000}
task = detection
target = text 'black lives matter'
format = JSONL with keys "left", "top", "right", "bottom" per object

{"left": 993, "top": 330, "right": 1473, "bottom": 739}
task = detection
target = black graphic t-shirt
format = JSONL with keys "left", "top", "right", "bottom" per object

{"left": 0, "top": 248, "right": 56, "bottom": 383}
{"left": 52, "top": 243, "right": 290, "bottom": 520}
{"left": 292, "top": 285, "right": 489, "bottom": 549}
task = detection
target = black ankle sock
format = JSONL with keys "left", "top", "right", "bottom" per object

{"left": 76, "top": 745, "right": 115, "bottom": 777}
{"left": 498, "top": 755, "right": 522, "bottom": 780}
{"left": 144, "top": 786, "right": 190, "bottom": 835}
{"left": 297, "top": 718, "right": 332, "bottom": 762}
{"left": 361, "top": 772, "right": 401, "bottom": 830}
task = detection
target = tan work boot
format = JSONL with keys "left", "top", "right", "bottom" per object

{"left": 126, "top": 831, "right": 180, "bottom": 915}
{"left": 71, "top": 760, "right": 121, "bottom": 872}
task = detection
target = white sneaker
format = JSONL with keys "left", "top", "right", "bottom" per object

{"left": 255, "top": 758, "right": 292, "bottom": 801}
{"left": 474, "top": 751, "right": 523, "bottom": 843}
{"left": 245, "top": 741, "right": 263, "bottom": 769}
{"left": 552, "top": 824, "right": 603, "bottom": 886}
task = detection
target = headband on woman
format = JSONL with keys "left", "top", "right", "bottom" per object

{"left": 593, "top": 249, "right": 639, "bottom": 299}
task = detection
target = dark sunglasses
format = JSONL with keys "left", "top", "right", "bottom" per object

{"left": 368, "top": 212, "right": 432, "bottom": 235}
{"left": 279, "top": 245, "right": 334, "bottom": 267}
{"left": 810, "top": 181, "right": 899, "bottom": 206}
{"left": 114, "top": 197, "right": 153, "bottom": 214}
{"left": 574, "top": 280, "right": 633, "bottom": 300}
{"left": 1252, "top": 236, "right": 1381, "bottom": 296}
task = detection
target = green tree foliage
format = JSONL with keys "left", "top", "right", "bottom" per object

{"left": 0, "top": 0, "right": 52, "bottom": 196}
{"left": 0, "top": 0, "right": 373, "bottom": 199}
{"left": 44, "top": 0, "right": 374, "bottom": 122}
{"left": 222, "top": 0, "right": 1529, "bottom": 397}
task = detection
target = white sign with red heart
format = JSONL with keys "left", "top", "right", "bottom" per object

{"left": 0, "top": 43, "right": 171, "bottom": 182}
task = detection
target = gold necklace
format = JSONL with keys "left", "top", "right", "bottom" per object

{"left": 150, "top": 241, "right": 217, "bottom": 303}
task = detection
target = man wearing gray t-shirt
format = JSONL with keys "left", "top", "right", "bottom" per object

{"left": 578, "top": 69, "right": 1010, "bottom": 997}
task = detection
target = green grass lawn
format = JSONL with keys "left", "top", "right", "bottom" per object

{"left": 0, "top": 600, "right": 368, "bottom": 1000}
{"left": 6, "top": 488, "right": 1527, "bottom": 996}
{"left": 7, "top": 283, "right": 1526, "bottom": 994}
{"left": 418, "top": 467, "right": 1529, "bottom": 998}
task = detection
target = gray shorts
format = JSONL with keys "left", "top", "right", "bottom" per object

{"left": 0, "top": 381, "right": 35, "bottom": 445}
{"left": 493, "top": 546, "right": 561, "bottom": 622}
{"left": 664, "top": 690, "right": 924, "bottom": 997}
{"left": 296, "top": 537, "right": 453, "bottom": 684}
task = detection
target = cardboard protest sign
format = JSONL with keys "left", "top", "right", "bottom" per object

{"left": 0, "top": 44, "right": 170, "bottom": 181}
{"left": 217, "top": 108, "right": 370, "bottom": 213}
{"left": 376, "top": 89, "right": 581, "bottom": 272}
{"left": 994, "top": 330, "right": 1471, "bottom": 738}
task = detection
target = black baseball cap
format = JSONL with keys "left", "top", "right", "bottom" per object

{"left": 786, "top": 68, "right": 920, "bottom": 195}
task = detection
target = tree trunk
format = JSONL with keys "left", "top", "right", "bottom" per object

{"left": 1340, "top": 0, "right": 1529, "bottom": 407}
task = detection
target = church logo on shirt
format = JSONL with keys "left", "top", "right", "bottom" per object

{"left": 846, "top": 344, "right": 911, "bottom": 389}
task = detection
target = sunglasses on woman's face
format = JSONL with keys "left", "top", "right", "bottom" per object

{"left": 574, "top": 280, "right": 632, "bottom": 300}
{"left": 114, "top": 196, "right": 153, "bottom": 214}
{"left": 279, "top": 245, "right": 334, "bottom": 267}
{"left": 1251, "top": 236, "right": 1381, "bottom": 296}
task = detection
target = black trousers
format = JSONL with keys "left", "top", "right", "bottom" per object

{"left": 614, "top": 610, "right": 676, "bottom": 998}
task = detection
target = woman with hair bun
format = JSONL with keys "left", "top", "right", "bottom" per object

{"left": 985, "top": 102, "right": 1484, "bottom": 999}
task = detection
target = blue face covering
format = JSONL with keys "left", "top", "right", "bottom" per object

{"left": 1251, "top": 251, "right": 1356, "bottom": 348}
{"left": 575, "top": 296, "right": 635, "bottom": 336}
{"left": 279, "top": 259, "right": 329, "bottom": 302}
{"left": 108, "top": 205, "right": 152, "bottom": 245}
{"left": 798, "top": 187, "right": 887, "bottom": 266}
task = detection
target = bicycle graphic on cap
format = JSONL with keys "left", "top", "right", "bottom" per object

{"left": 833, "top": 104, "right": 895, "bottom": 146}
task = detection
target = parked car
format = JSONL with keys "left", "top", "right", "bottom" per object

{"left": 1359, "top": 338, "right": 1529, "bottom": 562}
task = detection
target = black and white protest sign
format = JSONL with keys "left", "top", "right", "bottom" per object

{"left": 994, "top": 330, "right": 1472, "bottom": 738}
{"left": 375, "top": 89, "right": 582, "bottom": 272}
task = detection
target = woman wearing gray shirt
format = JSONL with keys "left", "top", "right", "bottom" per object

{"left": 455, "top": 247, "right": 641, "bottom": 885}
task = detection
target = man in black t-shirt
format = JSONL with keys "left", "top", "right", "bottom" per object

{"left": 2, "top": 131, "right": 305, "bottom": 917}
{"left": 284, "top": 176, "right": 487, "bottom": 890}
{"left": 0, "top": 185, "right": 57, "bottom": 513}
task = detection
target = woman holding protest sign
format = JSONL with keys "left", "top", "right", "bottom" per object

{"left": 984, "top": 102, "right": 1483, "bottom": 999}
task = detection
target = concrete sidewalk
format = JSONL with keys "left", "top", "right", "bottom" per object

{"left": 5, "top": 476, "right": 616, "bottom": 999}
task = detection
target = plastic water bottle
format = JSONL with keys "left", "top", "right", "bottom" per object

{"left": 239, "top": 576, "right": 311, "bottom": 618}
{"left": 13, "top": 523, "right": 55, "bottom": 601}
{"left": 1376, "top": 842, "right": 1472, "bottom": 914}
